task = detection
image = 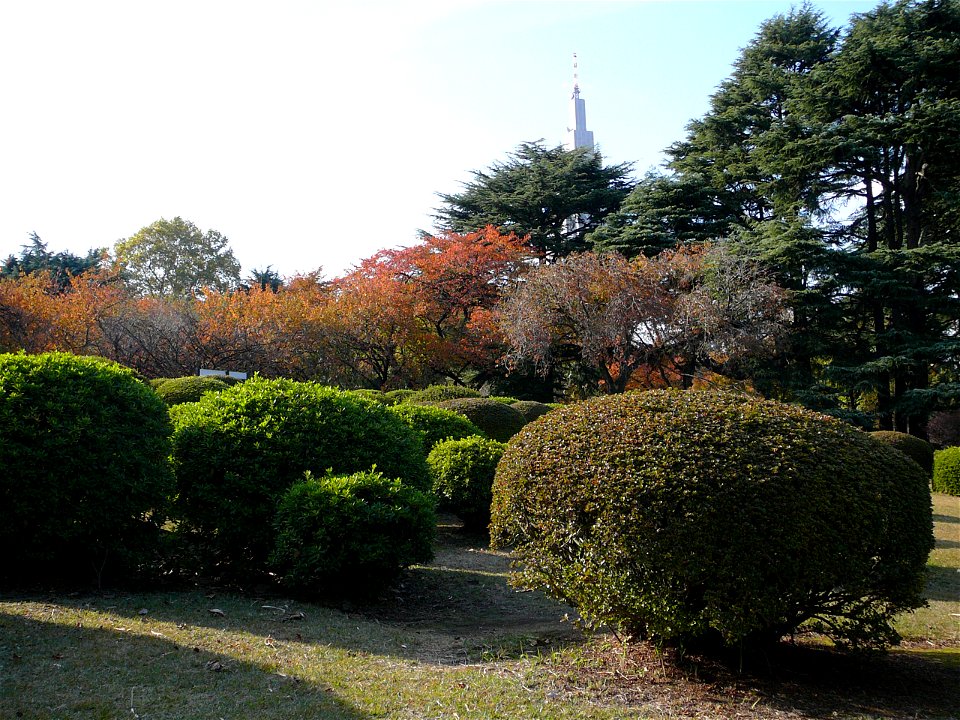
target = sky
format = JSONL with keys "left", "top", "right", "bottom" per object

{"left": 0, "top": 0, "right": 880, "bottom": 280}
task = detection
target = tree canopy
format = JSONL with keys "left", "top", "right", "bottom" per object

{"left": 434, "top": 141, "right": 634, "bottom": 260}
{"left": 1, "top": 233, "right": 104, "bottom": 291}
{"left": 591, "top": 0, "right": 960, "bottom": 434}
{"left": 114, "top": 217, "right": 241, "bottom": 298}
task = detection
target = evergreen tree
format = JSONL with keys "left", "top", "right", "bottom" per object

{"left": 435, "top": 141, "right": 634, "bottom": 260}
{"left": 1, "top": 233, "right": 104, "bottom": 292}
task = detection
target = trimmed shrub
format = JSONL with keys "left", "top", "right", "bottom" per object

{"left": 149, "top": 377, "right": 170, "bottom": 389}
{"left": 491, "top": 389, "right": 934, "bottom": 651}
{"left": 404, "top": 384, "right": 482, "bottom": 405}
{"left": 870, "top": 431, "right": 935, "bottom": 476}
{"left": 435, "top": 398, "right": 528, "bottom": 443}
{"left": 170, "top": 377, "right": 429, "bottom": 570}
{"left": 511, "top": 400, "right": 553, "bottom": 423}
{"left": 933, "top": 447, "right": 960, "bottom": 496}
{"left": 155, "top": 375, "right": 230, "bottom": 406}
{"left": 383, "top": 389, "right": 416, "bottom": 405}
{"left": 350, "top": 389, "right": 388, "bottom": 405}
{"left": 388, "top": 403, "right": 486, "bottom": 452}
{"left": 488, "top": 395, "right": 521, "bottom": 404}
{"left": 428, "top": 436, "right": 506, "bottom": 531}
{"left": 0, "top": 352, "right": 173, "bottom": 582}
{"left": 270, "top": 470, "right": 435, "bottom": 598}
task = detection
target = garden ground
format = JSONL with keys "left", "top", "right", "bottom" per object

{"left": 1, "top": 494, "right": 957, "bottom": 719}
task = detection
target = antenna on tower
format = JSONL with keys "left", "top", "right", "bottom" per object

{"left": 572, "top": 52, "right": 580, "bottom": 96}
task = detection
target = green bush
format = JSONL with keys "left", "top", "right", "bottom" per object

{"left": 870, "top": 431, "right": 934, "bottom": 476}
{"left": 155, "top": 375, "right": 231, "bottom": 406}
{"left": 435, "top": 398, "right": 528, "bottom": 443}
{"left": 428, "top": 437, "right": 506, "bottom": 531}
{"left": 491, "top": 389, "right": 934, "bottom": 652}
{"left": 383, "top": 389, "right": 416, "bottom": 405}
{"left": 404, "top": 384, "right": 482, "bottom": 405}
{"left": 148, "top": 377, "right": 170, "bottom": 389}
{"left": 933, "top": 447, "right": 960, "bottom": 495}
{"left": 270, "top": 470, "right": 435, "bottom": 598}
{"left": 349, "top": 389, "right": 388, "bottom": 405}
{"left": 388, "top": 403, "right": 486, "bottom": 453}
{"left": 488, "top": 395, "right": 521, "bottom": 404}
{"left": 170, "top": 377, "right": 429, "bottom": 571}
{"left": 0, "top": 352, "right": 173, "bottom": 582}
{"left": 511, "top": 400, "right": 553, "bottom": 423}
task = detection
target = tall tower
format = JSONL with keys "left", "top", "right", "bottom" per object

{"left": 566, "top": 53, "right": 594, "bottom": 152}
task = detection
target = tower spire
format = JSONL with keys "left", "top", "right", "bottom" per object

{"left": 572, "top": 52, "right": 580, "bottom": 98}
{"left": 566, "top": 53, "right": 594, "bottom": 152}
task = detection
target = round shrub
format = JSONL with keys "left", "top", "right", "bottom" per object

{"left": 428, "top": 436, "right": 506, "bottom": 531}
{"left": 155, "top": 375, "right": 230, "bottom": 406}
{"left": 388, "top": 403, "right": 487, "bottom": 452}
{"left": 383, "top": 389, "right": 416, "bottom": 405}
{"left": 405, "top": 384, "right": 482, "bottom": 405}
{"left": 270, "top": 470, "right": 435, "bottom": 598}
{"left": 491, "top": 389, "right": 934, "bottom": 651}
{"left": 170, "top": 377, "right": 429, "bottom": 570}
{"left": 0, "top": 352, "right": 173, "bottom": 582}
{"left": 489, "top": 395, "right": 521, "bottom": 404}
{"left": 511, "top": 400, "right": 553, "bottom": 423}
{"left": 933, "top": 447, "right": 960, "bottom": 496}
{"left": 349, "top": 389, "right": 388, "bottom": 405}
{"left": 149, "top": 377, "right": 170, "bottom": 389}
{"left": 435, "top": 398, "right": 528, "bottom": 443}
{"left": 870, "top": 431, "right": 934, "bottom": 476}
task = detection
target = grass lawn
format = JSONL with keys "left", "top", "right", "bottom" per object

{"left": 1, "top": 495, "right": 957, "bottom": 719}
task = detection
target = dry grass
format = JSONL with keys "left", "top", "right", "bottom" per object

{"left": 1, "top": 498, "right": 957, "bottom": 719}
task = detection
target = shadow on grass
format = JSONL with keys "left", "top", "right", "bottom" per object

{"left": 2, "top": 522, "right": 582, "bottom": 668}
{"left": 933, "top": 513, "right": 959, "bottom": 525}
{"left": 925, "top": 564, "right": 960, "bottom": 602}
{"left": 547, "top": 636, "right": 960, "bottom": 720}
{"left": 0, "top": 608, "right": 369, "bottom": 720}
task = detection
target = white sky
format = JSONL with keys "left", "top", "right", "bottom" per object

{"left": 0, "top": 0, "right": 878, "bottom": 279}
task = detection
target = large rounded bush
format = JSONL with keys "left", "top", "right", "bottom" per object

{"left": 270, "top": 470, "right": 435, "bottom": 598}
{"left": 870, "top": 430, "right": 934, "bottom": 476}
{"left": 388, "top": 403, "right": 486, "bottom": 452}
{"left": 0, "top": 352, "right": 173, "bottom": 581}
{"left": 933, "top": 447, "right": 960, "bottom": 496}
{"left": 491, "top": 389, "right": 934, "bottom": 651}
{"left": 511, "top": 400, "right": 553, "bottom": 423}
{"left": 155, "top": 375, "right": 230, "bottom": 406}
{"left": 404, "top": 384, "right": 482, "bottom": 405}
{"left": 435, "top": 398, "right": 528, "bottom": 443}
{"left": 170, "top": 377, "right": 429, "bottom": 569}
{"left": 428, "top": 436, "right": 506, "bottom": 531}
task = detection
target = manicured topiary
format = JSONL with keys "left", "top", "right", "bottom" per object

{"left": 870, "top": 431, "right": 935, "bottom": 476}
{"left": 0, "top": 352, "right": 173, "bottom": 582}
{"left": 384, "top": 389, "right": 416, "bottom": 405}
{"left": 933, "top": 447, "right": 960, "bottom": 496}
{"left": 170, "top": 377, "right": 429, "bottom": 571}
{"left": 155, "top": 375, "right": 230, "bottom": 406}
{"left": 350, "top": 389, "right": 388, "bottom": 405}
{"left": 428, "top": 436, "right": 505, "bottom": 531}
{"left": 511, "top": 400, "right": 553, "bottom": 423}
{"left": 435, "top": 398, "right": 528, "bottom": 443}
{"left": 404, "top": 384, "right": 482, "bottom": 405}
{"left": 388, "top": 403, "right": 486, "bottom": 452}
{"left": 270, "top": 470, "right": 435, "bottom": 598}
{"left": 149, "top": 377, "right": 170, "bottom": 389}
{"left": 491, "top": 389, "right": 934, "bottom": 652}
